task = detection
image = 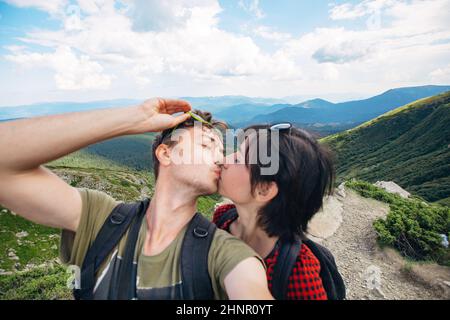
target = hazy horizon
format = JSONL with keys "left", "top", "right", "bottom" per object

{"left": 3, "top": 84, "right": 450, "bottom": 109}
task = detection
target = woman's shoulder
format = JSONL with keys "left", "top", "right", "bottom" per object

{"left": 298, "top": 243, "right": 322, "bottom": 268}
{"left": 212, "top": 203, "right": 236, "bottom": 226}
{"left": 288, "top": 242, "right": 327, "bottom": 299}
{"left": 265, "top": 240, "right": 327, "bottom": 300}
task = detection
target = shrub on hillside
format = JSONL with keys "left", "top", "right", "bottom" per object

{"left": 346, "top": 180, "right": 450, "bottom": 266}
{"left": 0, "top": 265, "right": 72, "bottom": 300}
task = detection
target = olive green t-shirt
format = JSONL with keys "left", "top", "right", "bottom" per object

{"left": 60, "top": 188, "right": 263, "bottom": 300}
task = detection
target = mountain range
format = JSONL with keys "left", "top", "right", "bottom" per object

{"left": 230, "top": 85, "right": 450, "bottom": 135}
{"left": 3, "top": 85, "right": 450, "bottom": 138}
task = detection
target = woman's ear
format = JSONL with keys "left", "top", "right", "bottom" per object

{"left": 155, "top": 144, "right": 172, "bottom": 167}
{"left": 255, "top": 181, "right": 278, "bottom": 202}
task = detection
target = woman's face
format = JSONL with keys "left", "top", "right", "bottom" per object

{"left": 218, "top": 142, "right": 254, "bottom": 204}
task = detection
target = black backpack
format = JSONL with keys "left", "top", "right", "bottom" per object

{"left": 73, "top": 198, "right": 217, "bottom": 300}
{"left": 216, "top": 208, "right": 346, "bottom": 300}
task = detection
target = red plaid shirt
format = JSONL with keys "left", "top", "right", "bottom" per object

{"left": 213, "top": 204, "right": 327, "bottom": 300}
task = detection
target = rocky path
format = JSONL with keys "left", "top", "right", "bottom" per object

{"left": 308, "top": 186, "right": 449, "bottom": 300}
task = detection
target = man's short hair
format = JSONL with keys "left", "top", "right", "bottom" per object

{"left": 152, "top": 110, "right": 228, "bottom": 179}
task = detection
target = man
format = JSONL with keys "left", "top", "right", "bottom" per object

{"left": 0, "top": 98, "right": 272, "bottom": 300}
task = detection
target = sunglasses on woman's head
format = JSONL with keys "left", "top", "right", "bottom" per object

{"left": 270, "top": 123, "right": 292, "bottom": 131}
{"left": 226, "top": 123, "right": 293, "bottom": 155}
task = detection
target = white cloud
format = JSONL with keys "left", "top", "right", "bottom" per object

{"left": 3, "top": 45, "right": 27, "bottom": 53}
{"left": 329, "top": 3, "right": 367, "bottom": 20}
{"left": 312, "top": 37, "right": 373, "bottom": 64}
{"left": 297, "top": 1, "right": 450, "bottom": 67}
{"left": 76, "top": 0, "right": 101, "bottom": 15}
{"left": 5, "top": 46, "right": 113, "bottom": 90}
{"left": 430, "top": 64, "right": 450, "bottom": 82}
{"left": 3, "top": 0, "right": 68, "bottom": 14}
{"left": 127, "top": 0, "right": 194, "bottom": 32}
{"left": 238, "top": 0, "right": 265, "bottom": 19}
{"left": 2, "top": 0, "right": 450, "bottom": 102}
{"left": 267, "top": 0, "right": 450, "bottom": 95}
{"left": 252, "top": 26, "right": 292, "bottom": 42}
{"left": 329, "top": 0, "right": 396, "bottom": 20}
{"left": 10, "top": 0, "right": 297, "bottom": 84}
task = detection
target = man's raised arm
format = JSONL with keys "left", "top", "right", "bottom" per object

{"left": 0, "top": 98, "right": 191, "bottom": 231}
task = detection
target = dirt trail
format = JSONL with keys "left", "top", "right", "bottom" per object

{"left": 307, "top": 186, "right": 450, "bottom": 300}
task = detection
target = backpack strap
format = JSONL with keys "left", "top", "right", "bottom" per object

{"left": 181, "top": 212, "right": 217, "bottom": 300}
{"left": 74, "top": 198, "right": 150, "bottom": 300}
{"left": 271, "top": 236, "right": 302, "bottom": 300}
{"left": 303, "top": 239, "right": 346, "bottom": 300}
{"left": 215, "top": 207, "right": 238, "bottom": 229}
{"left": 114, "top": 199, "right": 149, "bottom": 300}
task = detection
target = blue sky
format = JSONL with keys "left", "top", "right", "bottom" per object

{"left": 1, "top": 0, "right": 449, "bottom": 106}
{"left": 218, "top": 1, "right": 331, "bottom": 35}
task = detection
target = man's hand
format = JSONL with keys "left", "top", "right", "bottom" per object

{"left": 133, "top": 98, "right": 192, "bottom": 134}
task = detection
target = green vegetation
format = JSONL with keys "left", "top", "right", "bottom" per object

{"left": 346, "top": 180, "right": 450, "bottom": 266}
{"left": 0, "top": 264, "right": 72, "bottom": 300}
{"left": 48, "top": 150, "right": 131, "bottom": 171}
{"left": 198, "top": 193, "right": 222, "bottom": 220}
{"left": 49, "top": 132, "right": 157, "bottom": 172}
{"left": 436, "top": 197, "right": 450, "bottom": 207}
{"left": 0, "top": 206, "right": 60, "bottom": 272}
{"left": 321, "top": 91, "right": 450, "bottom": 204}
{"left": 0, "top": 204, "right": 71, "bottom": 300}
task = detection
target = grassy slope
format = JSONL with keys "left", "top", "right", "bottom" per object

{"left": 321, "top": 91, "right": 450, "bottom": 204}
{"left": 49, "top": 132, "right": 157, "bottom": 172}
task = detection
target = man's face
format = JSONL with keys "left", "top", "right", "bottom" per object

{"left": 165, "top": 124, "right": 224, "bottom": 195}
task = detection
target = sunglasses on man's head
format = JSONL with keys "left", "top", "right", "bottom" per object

{"left": 160, "top": 111, "right": 215, "bottom": 142}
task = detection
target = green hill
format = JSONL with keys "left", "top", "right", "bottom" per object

{"left": 321, "top": 91, "right": 450, "bottom": 205}
{"left": 47, "top": 132, "right": 157, "bottom": 172}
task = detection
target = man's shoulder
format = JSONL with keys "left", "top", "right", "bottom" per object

{"left": 74, "top": 188, "right": 123, "bottom": 239}
{"left": 212, "top": 227, "right": 238, "bottom": 241}
{"left": 210, "top": 227, "right": 258, "bottom": 258}
{"left": 60, "top": 189, "right": 122, "bottom": 266}
{"left": 76, "top": 187, "right": 123, "bottom": 215}
{"left": 76, "top": 187, "right": 120, "bottom": 204}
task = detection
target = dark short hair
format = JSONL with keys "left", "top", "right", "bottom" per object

{"left": 152, "top": 110, "right": 227, "bottom": 179}
{"left": 242, "top": 124, "right": 335, "bottom": 241}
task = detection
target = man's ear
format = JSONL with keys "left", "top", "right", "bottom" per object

{"left": 255, "top": 181, "right": 278, "bottom": 202}
{"left": 155, "top": 144, "right": 172, "bottom": 168}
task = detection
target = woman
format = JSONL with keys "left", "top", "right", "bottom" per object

{"left": 213, "top": 123, "right": 345, "bottom": 300}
